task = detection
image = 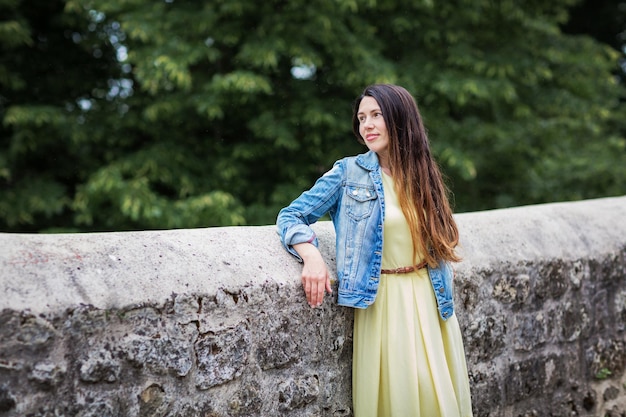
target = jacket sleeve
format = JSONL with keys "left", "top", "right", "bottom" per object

{"left": 276, "top": 159, "right": 344, "bottom": 262}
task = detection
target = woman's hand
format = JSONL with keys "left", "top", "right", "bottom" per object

{"left": 293, "top": 243, "right": 332, "bottom": 307}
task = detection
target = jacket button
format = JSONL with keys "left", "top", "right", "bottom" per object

{"left": 439, "top": 287, "right": 445, "bottom": 293}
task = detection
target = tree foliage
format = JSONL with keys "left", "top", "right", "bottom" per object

{"left": 1, "top": 0, "right": 625, "bottom": 232}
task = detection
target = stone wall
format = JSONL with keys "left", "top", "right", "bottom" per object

{"left": 0, "top": 196, "right": 625, "bottom": 417}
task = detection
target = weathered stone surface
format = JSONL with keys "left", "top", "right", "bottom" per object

{"left": 0, "top": 196, "right": 624, "bottom": 416}
{"left": 29, "top": 361, "right": 66, "bottom": 388}
{"left": 511, "top": 311, "right": 548, "bottom": 351}
{"left": 604, "top": 385, "right": 620, "bottom": 401}
{"left": 278, "top": 374, "right": 320, "bottom": 411}
{"left": 228, "top": 380, "right": 262, "bottom": 416}
{"left": 255, "top": 314, "right": 300, "bottom": 370}
{"left": 125, "top": 334, "right": 194, "bottom": 377}
{"left": 16, "top": 316, "right": 57, "bottom": 346}
{"left": 505, "top": 356, "right": 547, "bottom": 403}
{"left": 195, "top": 322, "right": 250, "bottom": 390}
{"left": 138, "top": 383, "right": 170, "bottom": 417}
{"left": 492, "top": 272, "right": 531, "bottom": 305}
{"left": 79, "top": 348, "right": 120, "bottom": 383}
{"left": 75, "top": 400, "right": 120, "bottom": 417}
{"left": 464, "top": 312, "right": 507, "bottom": 360}
{"left": 0, "top": 385, "right": 15, "bottom": 412}
{"left": 585, "top": 337, "right": 626, "bottom": 379}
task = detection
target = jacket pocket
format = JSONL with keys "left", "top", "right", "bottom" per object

{"left": 344, "top": 184, "right": 377, "bottom": 221}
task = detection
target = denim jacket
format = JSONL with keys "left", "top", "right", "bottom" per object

{"left": 277, "top": 150, "right": 455, "bottom": 320}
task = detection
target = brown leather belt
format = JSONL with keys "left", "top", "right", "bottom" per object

{"left": 380, "top": 260, "right": 428, "bottom": 275}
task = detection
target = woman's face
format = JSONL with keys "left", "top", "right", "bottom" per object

{"left": 357, "top": 96, "right": 390, "bottom": 160}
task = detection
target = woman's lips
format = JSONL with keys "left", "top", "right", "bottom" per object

{"left": 365, "top": 134, "right": 378, "bottom": 141}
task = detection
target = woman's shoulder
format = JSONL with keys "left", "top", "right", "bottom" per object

{"left": 328, "top": 153, "right": 361, "bottom": 170}
{"left": 336, "top": 151, "right": 377, "bottom": 169}
{"left": 322, "top": 151, "right": 376, "bottom": 182}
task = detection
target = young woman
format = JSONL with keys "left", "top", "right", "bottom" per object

{"left": 277, "top": 84, "right": 473, "bottom": 416}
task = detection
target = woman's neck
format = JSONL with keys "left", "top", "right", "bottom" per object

{"left": 377, "top": 153, "right": 391, "bottom": 176}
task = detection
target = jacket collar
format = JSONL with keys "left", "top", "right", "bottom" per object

{"left": 355, "top": 151, "right": 380, "bottom": 172}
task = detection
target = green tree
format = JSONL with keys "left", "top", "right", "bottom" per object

{"left": 1, "top": 0, "right": 624, "bottom": 232}
{"left": 563, "top": 0, "right": 626, "bottom": 84}
{"left": 0, "top": 0, "right": 121, "bottom": 231}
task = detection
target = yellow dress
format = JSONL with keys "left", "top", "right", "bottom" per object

{"left": 352, "top": 172, "right": 473, "bottom": 417}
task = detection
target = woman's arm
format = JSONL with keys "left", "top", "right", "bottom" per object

{"left": 276, "top": 161, "right": 343, "bottom": 259}
{"left": 277, "top": 160, "right": 344, "bottom": 307}
{"left": 293, "top": 242, "right": 333, "bottom": 308}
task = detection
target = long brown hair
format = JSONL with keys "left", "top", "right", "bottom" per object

{"left": 352, "top": 84, "right": 460, "bottom": 267}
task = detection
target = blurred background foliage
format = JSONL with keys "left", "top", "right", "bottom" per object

{"left": 0, "top": 0, "right": 625, "bottom": 232}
